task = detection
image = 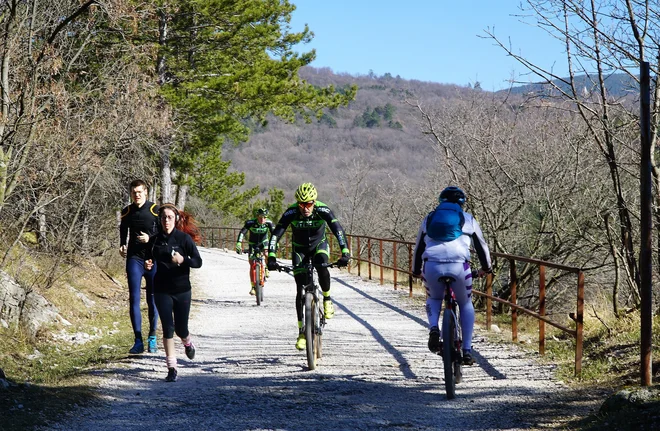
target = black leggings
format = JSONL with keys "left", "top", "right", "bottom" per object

{"left": 292, "top": 244, "right": 330, "bottom": 322}
{"left": 154, "top": 290, "right": 191, "bottom": 339}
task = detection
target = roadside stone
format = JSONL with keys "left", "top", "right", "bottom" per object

{"left": 600, "top": 387, "right": 660, "bottom": 413}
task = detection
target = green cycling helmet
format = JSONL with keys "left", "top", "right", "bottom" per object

{"left": 253, "top": 208, "right": 268, "bottom": 217}
{"left": 294, "top": 182, "right": 318, "bottom": 202}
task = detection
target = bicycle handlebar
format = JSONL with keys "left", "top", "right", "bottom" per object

{"left": 274, "top": 260, "right": 344, "bottom": 273}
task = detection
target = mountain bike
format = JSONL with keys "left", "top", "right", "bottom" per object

{"left": 275, "top": 259, "right": 341, "bottom": 370}
{"left": 438, "top": 274, "right": 463, "bottom": 399}
{"left": 244, "top": 244, "right": 267, "bottom": 306}
{"left": 438, "top": 270, "right": 480, "bottom": 399}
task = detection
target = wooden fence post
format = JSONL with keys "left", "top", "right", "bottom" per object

{"left": 539, "top": 265, "right": 546, "bottom": 355}
{"left": 510, "top": 258, "right": 518, "bottom": 343}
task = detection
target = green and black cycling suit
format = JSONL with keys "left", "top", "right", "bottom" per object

{"left": 237, "top": 218, "right": 274, "bottom": 258}
{"left": 268, "top": 201, "right": 349, "bottom": 322}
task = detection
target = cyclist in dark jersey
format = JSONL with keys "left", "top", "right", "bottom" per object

{"left": 119, "top": 179, "right": 159, "bottom": 355}
{"left": 236, "top": 208, "right": 274, "bottom": 296}
{"left": 267, "top": 183, "right": 350, "bottom": 351}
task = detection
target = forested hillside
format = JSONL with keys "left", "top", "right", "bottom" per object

{"left": 224, "top": 67, "right": 477, "bottom": 236}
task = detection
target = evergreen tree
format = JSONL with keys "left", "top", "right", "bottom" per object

{"left": 153, "top": 0, "right": 356, "bottom": 215}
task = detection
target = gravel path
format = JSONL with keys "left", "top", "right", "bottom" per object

{"left": 37, "top": 247, "right": 592, "bottom": 431}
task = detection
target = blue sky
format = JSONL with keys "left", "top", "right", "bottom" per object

{"left": 289, "top": 0, "right": 568, "bottom": 91}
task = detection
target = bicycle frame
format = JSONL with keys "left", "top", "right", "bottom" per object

{"left": 246, "top": 245, "right": 266, "bottom": 305}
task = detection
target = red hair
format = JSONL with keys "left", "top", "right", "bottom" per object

{"left": 177, "top": 209, "right": 202, "bottom": 244}
{"left": 159, "top": 203, "right": 202, "bottom": 244}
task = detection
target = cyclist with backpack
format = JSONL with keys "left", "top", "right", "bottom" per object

{"left": 412, "top": 186, "right": 492, "bottom": 366}
{"left": 267, "top": 182, "right": 350, "bottom": 350}
{"left": 236, "top": 208, "right": 275, "bottom": 296}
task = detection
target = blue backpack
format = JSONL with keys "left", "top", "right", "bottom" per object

{"left": 426, "top": 202, "right": 465, "bottom": 242}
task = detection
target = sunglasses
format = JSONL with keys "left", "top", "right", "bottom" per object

{"left": 297, "top": 201, "right": 315, "bottom": 209}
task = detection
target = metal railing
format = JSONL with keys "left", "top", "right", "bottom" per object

{"left": 200, "top": 227, "right": 584, "bottom": 376}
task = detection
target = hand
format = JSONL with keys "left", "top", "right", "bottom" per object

{"left": 267, "top": 256, "right": 278, "bottom": 271}
{"left": 476, "top": 268, "right": 492, "bottom": 278}
{"left": 235, "top": 243, "right": 242, "bottom": 254}
{"left": 137, "top": 231, "right": 150, "bottom": 243}
{"left": 337, "top": 252, "right": 350, "bottom": 267}
{"left": 119, "top": 245, "right": 127, "bottom": 258}
{"left": 144, "top": 259, "right": 153, "bottom": 271}
{"left": 171, "top": 251, "right": 184, "bottom": 266}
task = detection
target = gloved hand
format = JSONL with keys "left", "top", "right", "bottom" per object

{"left": 235, "top": 243, "right": 241, "bottom": 254}
{"left": 267, "top": 256, "right": 278, "bottom": 271}
{"left": 337, "top": 252, "right": 351, "bottom": 267}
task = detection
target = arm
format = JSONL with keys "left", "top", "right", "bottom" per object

{"left": 236, "top": 221, "right": 250, "bottom": 244}
{"left": 119, "top": 206, "right": 130, "bottom": 247}
{"left": 318, "top": 206, "right": 348, "bottom": 252}
{"left": 412, "top": 216, "right": 428, "bottom": 276}
{"left": 470, "top": 218, "right": 492, "bottom": 272}
{"left": 181, "top": 233, "right": 203, "bottom": 268}
{"left": 268, "top": 207, "right": 297, "bottom": 258}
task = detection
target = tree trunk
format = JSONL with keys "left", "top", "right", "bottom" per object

{"left": 161, "top": 148, "right": 173, "bottom": 203}
{"left": 176, "top": 184, "right": 188, "bottom": 210}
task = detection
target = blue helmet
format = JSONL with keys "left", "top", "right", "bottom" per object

{"left": 439, "top": 186, "right": 466, "bottom": 205}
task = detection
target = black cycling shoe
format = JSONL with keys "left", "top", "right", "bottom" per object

{"left": 428, "top": 327, "right": 441, "bottom": 353}
{"left": 462, "top": 351, "right": 475, "bottom": 366}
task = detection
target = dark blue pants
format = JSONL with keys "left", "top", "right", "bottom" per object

{"left": 126, "top": 257, "right": 158, "bottom": 339}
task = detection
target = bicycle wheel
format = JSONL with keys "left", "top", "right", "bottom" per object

{"left": 454, "top": 317, "right": 463, "bottom": 384}
{"left": 442, "top": 308, "right": 456, "bottom": 399}
{"left": 304, "top": 291, "right": 316, "bottom": 370}
{"left": 255, "top": 263, "right": 263, "bottom": 306}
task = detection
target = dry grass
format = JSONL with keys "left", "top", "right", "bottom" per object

{"left": 0, "top": 247, "right": 133, "bottom": 429}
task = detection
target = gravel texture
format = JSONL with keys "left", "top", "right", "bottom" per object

{"left": 37, "top": 247, "right": 594, "bottom": 431}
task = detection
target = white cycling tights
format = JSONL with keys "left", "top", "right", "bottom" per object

{"left": 423, "top": 261, "right": 475, "bottom": 351}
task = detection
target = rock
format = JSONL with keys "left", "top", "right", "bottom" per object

{"left": 19, "top": 291, "right": 60, "bottom": 338}
{"left": 600, "top": 387, "right": 660, "bottom": 413}
{"left": 490, "top": 324, "right": 501, "bottom": 333}
{"left": 0, "top": 270, "right": 27, "bottom": 325}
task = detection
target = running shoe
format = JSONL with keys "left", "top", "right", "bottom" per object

{"left": 129, "top": 338, "right": 144, "bottom": 354}
{"left": 428, "top": 327, "right": 441, "bottom": 353}
{"left": 147, "top": 335, "right": 158, "bottom": 353}
{"left": 323, "top": 299, "right": 335, "bottom": 319}
{"left": 165, "top": 367, "right": 177, "bottom": 382}
{"left": 185, "top": 342, "right": 196, "bottom": 360}
{"left": 295, "top": 333, "right": 306, "bottom": 350}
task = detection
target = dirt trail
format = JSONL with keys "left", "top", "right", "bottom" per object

{"left": 37, "top": 247, "right": 595, "bottom": 431}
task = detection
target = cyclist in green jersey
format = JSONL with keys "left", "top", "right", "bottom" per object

{"left": 267, "top": 183, "right": 350, "bottom": 350}
{"left": 236, "top": 208, "right": 275, "bottom": 295}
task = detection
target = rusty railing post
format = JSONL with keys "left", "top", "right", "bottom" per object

{"left": 486, "top": 272, "right": 492, "bottom": 330}
{"left": 393, "top": 241, "right": 398, "bottom": 289}
{"left": 357, "top": 236, "right": 362, "bottom": 277}
{"left": 379, "top": 239, "right": 384, "bottom": 285}
{"left": 510, "top": 258, "right": 518, "bottom": 343}
{"left": 539, "top": 265, "right": 546, "bottom": 355}
{"left": 347, "top": 236, "right": 352, "bottom": 273}
{"left": 408, "top": 243, "right": 413, "bottom": 297}
{"left": 575, "top": 271, "right": 584, "bottom": 376}
{"left": 368, "top": 237, "right": 372, "bottom": 280}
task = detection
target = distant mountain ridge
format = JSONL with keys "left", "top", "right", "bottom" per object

{"left": 503, "top": 72, "right": 639, "bottom": 98}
